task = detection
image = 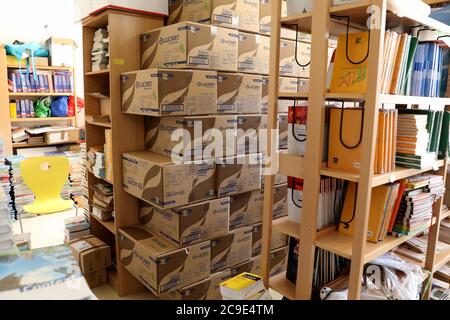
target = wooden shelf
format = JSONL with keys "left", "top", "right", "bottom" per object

{"left": 87, "top": 167, "right": 113, "bottom": 185}
{"left": 9, "top": 92, "right": 73, "bottom": 97}
{"left": 13, "top": 141, "right": 79, "bottom": 148}
{"left": 273, "top": 217, "right": 301, "bottom": 239}
{"left": 278, "top": 151, "right": 305, "bottom": 179}
{"left": 269, "top": 272, "right": 296, "bottom": 300}
{"left": 441, "top": 209, "right": 450, "bottom": 221}
{"left": 281, "top": 12, "right": 312, "bottom": 34}
{"left": 11, "top": 117, "right": 75, "bottom": 123}
{"left": 320, "top": 160, "right": 445, "bottom": 187}
{"left": 90, "top": 213, "right": 116, "bottom": 235}
{"left": 85, "top": 69, "right": 110, "bottom": 76}
{"left": 433, "top": 248, "right": 450, "bottom": 273}
{"left": 315, "top": 218, "right": 436, "bottom": 263}
{"left": 86, "top": 120, "right": 112, "bottom": 128}
{"left": 7, "top": 65, "right": 73, "bottom": 71}
{"left": 278, "top": 92, "right": 309, "bottom": 99}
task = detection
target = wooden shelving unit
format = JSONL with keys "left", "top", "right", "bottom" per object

{"left": 0, "top": 47, "right": 79, "bottom": 153}
{"left": 81, "top": 8, "right": 163, "bottom": 297}
{"left": 262, "top": 0, "right": 450, "bottom": 300}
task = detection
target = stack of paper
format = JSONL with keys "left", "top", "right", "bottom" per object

{"left": 11, "top": 127, "right": 29, "bottom": 143}
{"left": 65, "top": 151, "right": 83, "bottom": 199}
{"left": 396, "top": 235, "right": 450, "bottom": 263}
{"left": 94, "top": 151, "right": 105, "bottom": 180}
{"left": 64, "top": 215, "right": 91, "bottom": 242}
{"left": 0, "top": 187, "right": 16, "bottom": 254}
{"left": 423, "top": 174, "right": 446, "bottom": 199}
{"left": 92, "top": 183, "right": 114, "bottom": 222}
{"left": 80, "top": 143, "right": 90, "bottom": 221}
{"left": 0, "top": 245, "right": 97, "bottom": 300}
{"left": 6, "top": 155, "right": 34, "bottom": 216}
{"left": 104, "top": 129, "right": 113, "bottom": 182}
{"left": 92, "top": 27, "right": 109, "bottom": 72}
{"left": 220, "top": 273, "right": 270, "bottom": 300}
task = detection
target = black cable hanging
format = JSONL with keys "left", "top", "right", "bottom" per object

{"left": 291, "top": 187, "right": 303, "bottom": 208}
{"left": 294, "top": 24, "right": 311, "bottom": 68}
{"left": 417, "top": 27, "right": 436, "bottom": 40}
{"left": 337, "top": 100, "right": 364, "bottom": 150}
{"left": 339, "top": 183, "right": 358, "bottom": 230}
{"left": 437, "top": 35, "right": 450, "bottom": 41}
{"left": 291, "top": 100, "right": 307, "bottom": 143}
{"left": 331, "top": 14, "right": 371, "bottom": 65}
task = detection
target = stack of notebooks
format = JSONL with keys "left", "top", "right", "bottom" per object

{"left": 87, "top": 146, "right": 103, "bottom": 172}
{"left": 392, "top": 175, "right": 444, "bottom": 237}
{"left": 92, "top": 27, "right": 109, "bottom": 72}
{"left": 104, "top": 129, "right": 113, "bottom": 182}
{"left": 64, "top": 215, "right": 91, "bottom": 242}
{"left": 329, "top": 30, "right": 450, "bottom": 97}
{"left": 396, "top": 110, "right": 446, "bottom": 169}
{"left": 94, "top": 150, "right": 106, "bottom": 180}
{"left": 92, "top": 183, "right": 114, "bottom": 221}
{"left": 80, "top": 143, "right": 90, "bottom": 221}
{"left": 11, "top": 127, "right": 29, "bottom": 144}
{"left": 395, "top": 235, "right": 450, "bottom": 264}
{"left": 375, "top": 109, "right": 398, "bottom": 174}
{"left": 65, "top": 151, "right": 83, "bottom": 200}
{"left": 27, "top": 135, "right": 45, "bottom": 145}
{"left": 339, "top": 182, "right": 402, "bottom": 243}
{"left": 0, "top": 187, "right": 15, "bottom": 255}
{"left": 6, "top": 155, "right": 34, "bottom": 216}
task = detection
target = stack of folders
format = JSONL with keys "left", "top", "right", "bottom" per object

{"left": 329, "top": 30, "right": 450, "bottom": 97}
{"left": 0, "top": 187, "right": 15, "bottom": 254}
{"left": 92, "top": 183, "right": 114, "bottom": 222}
{"left": 392, "top": 175, "right": 444, "bottom": 237}
{"left": 104, "top": 129, "right": 113, "bottom": 182}
{"left": 64, "top": 215, "right": 91, "bottom": 242}
{"left": 375, "top": 109, "right": 398, "bottom": 174}
{"left": 339, "top": 182, "right": 404, "bottom": 242}
{"left": 395, "top": 235, "right": 450, "bottom": 264}
{"left": 286, "top": 237, "right": 348, "bottom": 288}
{"left": 220, "top": 273, "right": 270, "bottom": 300}
{"left": 92, "top": 27, "right": 109, "bottom": 72}
{"left": 396, "top": 110, "right": 445, "bottom": 169}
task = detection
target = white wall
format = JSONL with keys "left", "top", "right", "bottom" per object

{"left": 0, "top": 0, "right": 84, "bottom": 124}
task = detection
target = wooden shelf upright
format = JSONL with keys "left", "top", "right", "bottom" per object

{"left": 262, "top": 0, "right": 450, "bottom": 300}
{"left": 81, "top": 8, "right": 163, "bottom": 297}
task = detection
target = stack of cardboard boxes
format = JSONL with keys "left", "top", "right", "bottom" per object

{"left": 117, "top": 0, "right": 317, "bottom": 299}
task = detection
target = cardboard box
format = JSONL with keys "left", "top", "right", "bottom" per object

{"left": 238, "top": 32, "right": 258, "bottom": 73}
{"left": 217, "top": 73, "right": 263, "bottom": 114}
{"left": 259, "top": 0, "right": 271, "bottom": 35}
{"left": 210, "top": 233, "right": 233, "bottom": 272}
{"left": 139, "top": 201, "right": 159, "bottom": 235}
{"left": 6, "top": 55, "right": 49, "bottom": 68}
{"left": 237, "top": 0, "right": 260, "bottom": 33}
{"left": 121, "top": 68, "right": 217, "bottom": 116}
{"left": 211, "top": 26, "right": 239, "bottom": 72}
{"left": 84, "top": 268, "right": 108, "bottom": 288}
{"left": 229, "top": 190, "right": 263, "bottom": 230}
{"left": 261, "top": 77, "right": 308, "bottom": 114}
{"left": 141, "top": 22, "right": 214, "bottom": 70}
{"left": 119, "top": 226, "right": 211, "bottom": 295}
{"left": 122, "top": 151, "right": 216, "bottom": 209}
{"left": 168, "top": 0, "right": 239, "bottom": 29}
{"left": 279, "top": 113, "right": 289, "bottom": 150}
{"left": 44, "top": 128, "right": 79, "bottom": 144}
{"left": 216, "top": 154, "right": 262, "bottom": 197}
{"left": 255, "top": 34, "right": 271, "bottom": 75}
{"left": 273, "top": 184, "right": 288, "bottom": 220}
{"left": 237, "top": 115, "right": 267, "bottom": 155}
{"left": 270, "top": 246, "right": 288, "bottom": 277}
{"left": 68, "top": 236, "right": 112, "bottom": 274}
{"left": 211, "top": 115, "right": 238, "bottom": 158}
{"left": 229, "top": 226, "right": 253, "bottom": 267}
{"left": 46, "top": 37, "right": 75, "bottom": 67}
{"left": 251, "top": 224, "right": 288, "bottom": 257}
{"left": 155, "top": 198, "right": 230, "bottom": 247}
{"left": 207, "top": 270, "right": 232, "bottom": 300}
{"left": 230, "top": 256, "right": 261, "bottom": 277}
{"left": 279, "top": 39, "right": 310, "bottom": 78}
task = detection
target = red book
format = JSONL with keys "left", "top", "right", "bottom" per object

{"left": 388, "top": 180, "right": 407, "bottom": 233}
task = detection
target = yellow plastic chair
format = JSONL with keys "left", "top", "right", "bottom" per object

{"left": 20, "top": 156, "right": 74, "bottom": 215}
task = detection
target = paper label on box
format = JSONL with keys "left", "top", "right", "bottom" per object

{"left": 72, "top": 240, "right": 92, "bottom": 252}
{"left": 114, "top": 58, "right": 124, "bottom": 65}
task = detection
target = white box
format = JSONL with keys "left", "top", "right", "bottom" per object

{"left": 288, "top": 177, "right": 303, "bottom": 224}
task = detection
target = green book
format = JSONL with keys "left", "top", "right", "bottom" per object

{"left": 431, "top": 111, "right": 444, "bottom": 153}
{"left": 438, "top": 112, "right": 450, "bottom": 159}
{"left": 402, "top": 36, "right": 419, "bottom": 95}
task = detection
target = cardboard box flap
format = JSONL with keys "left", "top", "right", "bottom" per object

{"left": 120, "top": 225, "right": 182, "bottom": 260}
{"left": 124, "top": 151, "right": 174, "bottom": 166}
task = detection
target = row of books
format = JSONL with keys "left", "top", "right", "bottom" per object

{"left": 396, "top": 110, "right": 449, "bottom": 169}
{"left": 92, "top": 183, "right": 114, "bottom": 222}
{"left": 10, "top": 100, "right": 35, "bottom": 118}
{"left": 8, "top": 70, "right": 73, "bottom": 93}
{"left": 329, "top": 31, "right": 450, "bottom": 97}
{"left": 339, "top": 174, "right": 445, "bottom": 242}
{"left": 375, "top": 109, "right": 398, "bottom": 174}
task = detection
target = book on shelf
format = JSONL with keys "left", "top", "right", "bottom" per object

{"left": 8, "top": 69, "right": 72, "bottom": 94}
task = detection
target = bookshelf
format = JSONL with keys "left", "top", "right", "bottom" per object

{"left": 81, "top": 8, "right": 163, "bottom": 297}
{"left": 0, "top": 47, "right": 79, "bottom": 153}
{"left": 262, "top": 0, "right": 450, "bottom": 300}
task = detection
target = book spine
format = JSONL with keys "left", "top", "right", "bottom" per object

{"left": 15, "top": 74, "right": 22, "bottom": 92}
{"left": 20, "top": 100, "right": 26, "bottom": 118}
{"left": 10, "top": 73, "right": 17, "bottom": 92}
{"left": 43, "top": 75, "right": 49, "bottom": 92}
{"left": 30, "top": 100, "right": 35, "bottom": 118}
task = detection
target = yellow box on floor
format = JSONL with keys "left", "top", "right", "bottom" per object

{"left": 68, "top": 235, "right": 112, "bottom": 274}
{"left": 119, "top": 225, "right": 211, "bottom": 295}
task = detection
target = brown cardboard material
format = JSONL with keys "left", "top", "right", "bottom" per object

{"left": 270, "top": 246, "right": 288, "bottom": 277}
{"left": 155, "top": 198, "right": 230, "bottom": 247}
{"left": 236, "top": 115, "right": 266, "bottom": 155}
{"left": 251, "top": 223, "right": 289, "bottom": 258}
{"left": 84, "top": 268, "right": 108, "bottom": 288}
{"left": 259, "top": 0, "right": 271, "bottom": 35}
{"left": 139, "top": 201, "right": 159, "bottom": 235}
{"left": 229, "top": 226, "right": 253, "bottom": 267}
{"left": 229, "top": 189, "right": 263, "bottom": 229}
{"left": 262, "top": 77, "right": 308, "bottom": 114}
{"left": 211, "top": 26, "right": 239, "bottom": 72}
{"left": 122, "top": 151, "right": 216, "bottom": 209}
{"left": 272, "top": 229, "right": 289, "bottom": 250}
{"left": 238, "top": 32, "right": 258, "bottom": 73}
{"left": 216, "top": 153, "right": 262, "bottom": 197}
{"left": 230, "top": 256, "right": 262, "bottom": 277}
{"left": 210, "top": 233, "right": 234, "bottom": 272}
{"left": 207, "top": 270, "right": 232, "bottom": 300}
{"left": 168, "top": 0, "right": 212, "bottom": 25}
{"left": 273, "top": 184, "right": 288, "bottom": 220}
{"left": 121, "top": 68, "right": 217, "bottom": 117}
{"left": 279, "top": 39, "right": 310, "bottom": 78}
{"left": 119, "top": 225, "right": 211, "bottom": 295}
{"left": 68, "top": 236, "right": 112, "bottom": 274}
{"left": 217, "top": 73, "right": 263, "bottom": 114}
{"left": 237, "top": 0, "right": 260, "bottom": 33}
{"left": 278, "top": 113, "right": 288, "bottom": 150}
{"left": 141, "top": 22, "right": 215, "bottom": 70}
{"left": 255, "top": 34, "right": 270, "bottom": 75}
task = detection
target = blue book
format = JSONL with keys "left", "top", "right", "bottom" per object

{"left": 15, "top": 100, "right": 21, "bottom": 118}
{"left": 19, "top": 100, "right": 26, "bottom": 118}
{"left": 25, "top": 100, "right": 30, "bottom": 118}
{"left": 20, "top": 74, "right": 28, "bottom": 92}
{"left": 30, "top": 100, "right": 35, "bottom": 118}
{"left": 10, "top": 73, "right": 17, "bottom": 92}
{"left": 15, "top": 74, "right": 22, "bottom": 92}
{"left": 43, "top": 74, "right": 49, "bottom": 92}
